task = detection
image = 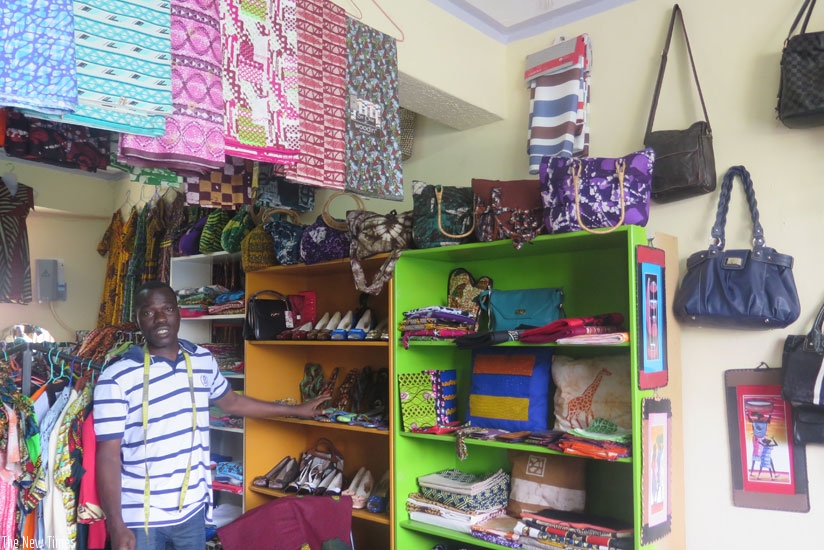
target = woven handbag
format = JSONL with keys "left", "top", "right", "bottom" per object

{"left": 777, "top": 0, "right": 824, "bottom": 128}
{"left": 411, "top": 180, "right": 475, "bottom": 249}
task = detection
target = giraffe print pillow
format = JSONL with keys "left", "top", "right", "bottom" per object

{"left": 552, "top": 355, "right": 631, "bottom": 431}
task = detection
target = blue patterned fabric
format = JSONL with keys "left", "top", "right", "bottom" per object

{"left": 419, "top": 470, "right": 510, "bottom": 512}
{"left": 26, "top": 0, "right": 172, "bottom": 136}
{"left": 0, "top": 0, "right": 78, "bottom": 113}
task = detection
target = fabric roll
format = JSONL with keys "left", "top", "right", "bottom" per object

{"left": 184, "top": 157, "right": 253, "bottom": 209}
{"left": 118, "top": 0, "right": 226, "bottom": 172}
{"left": 527, "top": 34, "right": 591, "bottom": 174}
{"left": 344, "top": 18, "right": 403, "bottom": 200}
{"left": 283, "top": 0, "right": 346, "bottom": 189}
{"left": 26, "top": 0, "right": 173, "bottom": 136}
{"left": 0, "top": 0, "right": 78, "bottom": 113}
{"left": 220, "top": 0, "right": 300, "bottom": 164}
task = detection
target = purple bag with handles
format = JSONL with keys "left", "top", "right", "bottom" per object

{"left": 540, "top": 148, "right": 654, "bottom": 234}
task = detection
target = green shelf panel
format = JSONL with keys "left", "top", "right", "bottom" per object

{"left": 392, "top": 226, "right": 654, "bottom": 550}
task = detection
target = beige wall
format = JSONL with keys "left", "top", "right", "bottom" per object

{"left": 4, "top": 0, "right": 821, "bottom": 545}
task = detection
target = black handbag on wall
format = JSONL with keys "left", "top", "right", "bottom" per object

{"left": 243, "top": 290, "right": 293, "bottom": 340}
{"left": 673, "top": 166, "right": 800, "bottom": 329}
{"left": 644, "top": 4, "right": 716, "bottom": 203}
{"left": 782, "top": 299, "right": 824, "bottom": 406}
{"left": 792, "top": 405, "right": 824, "bottom": 444}
{"left": 777, "top": 0, "right": 824, "bottom": 128}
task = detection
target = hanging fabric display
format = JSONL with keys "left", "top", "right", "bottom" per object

{"left": 109, "top": 135, "right": 184, "bottom": 187}
{"left": 0, "top": 178, "right": 34, "bottom": 304}
{"left": 344, "top": 18, "right": 403, "bottom": 201}
{"left": 118, "top": 0, "right": 226, "bottom": 173}
{"left": 284, "top": 0, "right": 347, "bottom": 189}
{"left": 0, "top": 0, "right": 78, "bottom": 114}
{"left": 25, "top": 0, "right": 173, "bottom": 137}
{"left": 526, "top": 34, "right": 592, "bottom": 174}
{"left": 185, "top": 156, "right": 254, "bottom": 209}
{"left": 258, "top": 163, "right": 316, "bottom": 212}
{"left": 220, "top": 0, "right": 300, "bottom": 164}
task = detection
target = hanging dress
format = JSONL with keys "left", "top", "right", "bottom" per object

{"left": 96, "top": 208, "right": 137, "bottom": 328}
{"left": 0, "top": 179, "right": 35, "bottom": 304}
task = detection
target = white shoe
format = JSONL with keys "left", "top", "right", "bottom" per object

{"left": 347, "top": 309, "right": 373, "bottom": 340}
{"left": 330, "top": 310, "right": 354, "bottom": 340}
{"left": 317, "top": 311, "right": 342, "bottom": 341}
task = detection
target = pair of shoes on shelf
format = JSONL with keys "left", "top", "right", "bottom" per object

{"left": 331, "top": 309, "right": 374, "bottom": 340}
{"left": 315, "top": 466, "right": 344, "bottom": 496}
{"left": 342, "top": 466, "right": 374, "bottom": 509}
{"left": 316, "top": 311, "right": 342, "bottom": 341}
{"left": 251, "top": 456, "right": 299, "bottom": 491}
{"left": 306, "top": 312, "right": 332, "bottom": 340}
{"left": 276, "top": 322, "right": 314, "bottom": 340}
{"left": 367, "top": 470, "right": 390, "bottom": 513}
{"left": 364, "top": 318, "right": 389, "bottom": 341}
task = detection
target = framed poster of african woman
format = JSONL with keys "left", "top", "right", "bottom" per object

{"left": 636, "top": 245, "right": 667, "bottom": 389}
{"left": 641, "top": 398, "right": 672, "bottom": 544}
{"left": 725, "top": 365, "right": 809, "bottom": 512}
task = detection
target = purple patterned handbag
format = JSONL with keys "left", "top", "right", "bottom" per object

{"left": 299, "top": 192, "right": 365, "bottom": 265}
{"left": 539, "top": 149, "right": 655, "bottom": 234}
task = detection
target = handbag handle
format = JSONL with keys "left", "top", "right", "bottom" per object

{"left": 248, "top": 289, "right": 289, "bottom": 303}
{"left": 263, "top": 208, "right": 301, "bottom": 225}
{"left": 434, "top": 186, "right": 476, "bottom": 238}
{"left": 645, "top": 4, "right": 711, "bottom": 138}
{"left": 322, "top": 191, "right": 366, "bottom": 231}
{"left": 788, "top": 0, "right": 818, "bottom": 41}
{"left": 572, "top": 159, "right": 626, "bottom": 234}
{"left": 709, "top": 166, "right": 766, "bottom": 252}
{"left": 803, "top": 299, "right": 824, "bottom": 352}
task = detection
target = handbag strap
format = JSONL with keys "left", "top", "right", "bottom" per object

{"left": 788, "top": 0, "right": 818, "bottom": 40}
{"left": 709, "top": 166, "right": 765, "bottom": 252}
{"left": 572, "top": 159, "right": 627, "bottom": 234}
{"left": 803, "top": 299, "right": 824, "bottom": 352}
{"left": 249, "top": 289, "right": 289, "bottom": 302}
{"left": 434, "top": 186, "right": 476, "bottom": 238}
{"left": 645, "top": 4, "right": 711, "bottom": 138}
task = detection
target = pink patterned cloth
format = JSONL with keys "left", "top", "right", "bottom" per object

{"left": 283, "top": 0, "right": 345, "bottom": 189}
{"left": 221, "top": 0, "right": 300, "bottom": 164}
{"left": 0, "top": 480, "right": 16, "bottom": 541}
{"left": 118, "top": 0, "right": 226, "bottom": 173}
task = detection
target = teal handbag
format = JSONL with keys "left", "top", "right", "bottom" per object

{"left": 480, "top": 287, "right": 564, "bottom": 331}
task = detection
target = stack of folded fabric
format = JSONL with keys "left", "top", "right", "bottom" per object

{"left": 399, "top": 306, "right": 477, "bottom": 349}
{"left": 200, "top": 343, "right": 244, "bottom": 375}
{"left": 519, "top": 313, "right": 626, "bottom": 345}
{"left": 207, "top": 290, "right": 246, "bottom": 315}
{"left": 545, "top": 430, "right": 631, "bottom": 461}
{"left": 515, "top": 508, "right": 634, "bottom": 549}
{"left": 471, "top": 515, "right": 522, "bottom": 548}
{"left": 176, "top": 285, "right": 231, "bottom": 317}
{"left": 407, "top": 469, "right": 510, "bottom": 533}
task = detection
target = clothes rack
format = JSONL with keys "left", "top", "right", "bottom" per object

{"left": 1, "top": 342, "right": 103, "bottom": 396}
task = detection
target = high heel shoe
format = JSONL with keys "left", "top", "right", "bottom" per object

{"left": 252, "top": 455, "right": 290, "bottom": 488}
{"left": 297, "top": 458, "right": 333, "bottom": 495}
{"left": 367, "top": 470, "right": 390, "bottom": 513}
{"left": 351, "top": 469, "right": 374, "bottom": 509}
{"left": 316, "top": 311, "right": 342, "bottom": 341}
{"left": 314, "top": 465, "right": 341, "bottom": 496}
{"left": 347, "top": 309, "right": 373, "bottom": 340}
{"left": 306, "top": 312, "right": 331, "bottom": 341}
{"left": 330, "top": 310, "right": 355, "bottom": 340}
{"left": 364, "top": 318, "right": 388, "bottom": 341}
{"left": 342, "top": 466, "right": 367, "bottom": 500}
{"left": 268, "top": 457, "right": 299, "bottom": 490}
{"left": 284, "top": 454, "right": 314, "bottom": 493}
{"left": 291, "top": 321, "right": 315, "bottom": 340}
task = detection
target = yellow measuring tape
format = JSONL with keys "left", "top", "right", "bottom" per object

{"left": 142, "top": 347, "right": 197, "bottom": 535}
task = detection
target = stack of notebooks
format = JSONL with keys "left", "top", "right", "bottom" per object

{"left": 407, "top": 469, "right": 510, "bottom": 533}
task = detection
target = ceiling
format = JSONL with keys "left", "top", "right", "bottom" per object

{"left": 428, "top": 0, "right": 635, "bottom": 44}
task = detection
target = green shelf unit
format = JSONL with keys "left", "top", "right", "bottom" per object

{"left": 392, "top": 225, "right": 668, "bottom": 550}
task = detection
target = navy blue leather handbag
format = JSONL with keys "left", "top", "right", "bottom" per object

{"left": 673, "top": 166, "right": 800, "bottom": 329}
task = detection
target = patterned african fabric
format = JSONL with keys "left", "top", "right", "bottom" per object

{"left": 96, "top": 208, "right": 137, "bottom": 328}
{"left": 109, "top": 135, "right": 184, "bottom": 187}
{"left": 0, "top": 480, "right": 16, "bottom": 542}
{"left": 121, "top": 204, "right": 150, "bottom": 324}
{"left": 283, "top": 0, "right": 346, "bottom": 189}
{"left": 257, "top": 163, "right": 315, "bottom": 211}
{"left": 158, "top": 191, "right": 186, "bottom": 283}
{"left": 344, "top": 18, "right": 403, "bottom": 200}
{"left": 0, "top": 179, "right": 34, "bottom": 304}
{"left": 0, "top": 0, "right": 77, "bottom": 114}
{"left": 527, "top": 34, "right": 591, "bottom": 174}
{"left": 142, "top": 198, "right": 167, "bottom": 283}
{"left": 185, "top": 156, "right": 253, "bottom": 209}
{"left": 220, "top": 0, "right": 300, "bottom": 163}
{"left": 119, "top": 0, "right": 225, "bottom": 172}
{"left": 54, "top": 385, "right": 92, "bottom": 548}
{"left": 26, "top": 0, "right": 173, "bottom": 136}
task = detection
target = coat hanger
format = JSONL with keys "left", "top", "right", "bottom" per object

{"left": 117, "top": 190, "right": 136, "bottom": 213}
{"left": 345, "top": 0, "right": 405, "bottom": 42}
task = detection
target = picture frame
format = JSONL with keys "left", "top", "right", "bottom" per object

{"left": 636, "top": 245, "right": 668, "bottom": 389}
{"left": 641, "top": 397, "right": 672, "bottom": 544}
{"left": 724, "top": 366, "right": 809, "bottom": 512}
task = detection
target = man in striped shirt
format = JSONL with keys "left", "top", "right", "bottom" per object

{"left": 94, "top": 281, "right": 328, "bottom": 550}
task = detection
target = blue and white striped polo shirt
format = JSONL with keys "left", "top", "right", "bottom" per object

{"left": 93, "top": 339, "right": 230, "bottom": 528}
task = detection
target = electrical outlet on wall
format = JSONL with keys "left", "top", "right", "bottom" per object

{"left": 36, "top": 258, "right": 67, "bottom": 302}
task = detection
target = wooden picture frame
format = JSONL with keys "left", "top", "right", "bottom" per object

{"left": 636, "top": 245, "right": 668, "bottom": 389}
{"left": 641, "top": 397, "right": 672, "bottom": 544}
{"left": 724, "top": 366, "right": 809, "bottom": 512}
